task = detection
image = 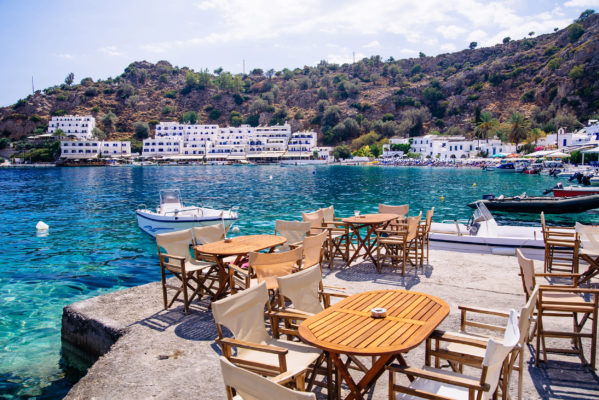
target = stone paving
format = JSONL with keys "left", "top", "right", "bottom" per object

{"left": 62, "top": 250, "right": 599, "bottom": 399}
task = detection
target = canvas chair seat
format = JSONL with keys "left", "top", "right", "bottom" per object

{"left": 236, "top": 338, "right": 321, "bottom": 378}
{"left": 174, "top": 258, "right": 218, "bottom": 273}
{"left": 275, "top": 220, "right": 311, "bottom": 252}
{"left": 543, "top": 291, "right": 586, "bottom": 303}
{"left": 395, "top": 366, "right": 481, "bottom": 400}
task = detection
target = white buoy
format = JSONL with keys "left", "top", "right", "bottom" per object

{"left": 269, "top": 175, "right": 273, "bottom": 180}
{"left": 36, "top": 221, "right": 49, "bottom": 231}
{"left": 232, "top": 226, "right": 240, "bottom": 233}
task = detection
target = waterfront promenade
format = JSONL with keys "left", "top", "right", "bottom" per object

{"left": 62, "top": 249, "right": 599, "bottom": 399}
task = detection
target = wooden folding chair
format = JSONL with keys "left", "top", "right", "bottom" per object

{"left": 576, "top": 222, "right": 599, "bottom": 285}
{"left": 540, "top": 212, "right": 579, "bottom": 273}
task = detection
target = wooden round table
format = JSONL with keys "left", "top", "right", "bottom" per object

{"left": 342, "top": 213, "right": 400, "bottom": 267}
{"left": 299, "top": 289, "right": 449, "bottom": 400}
{"left": 194, "top": 234, "right": 287, "bottom": 300}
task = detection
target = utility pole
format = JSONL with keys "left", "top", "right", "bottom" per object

{"left": 353, "top": 52, "right": 355, "bottom": 63}
{"left": 32, "top": 76, "right": 35, "bottom": 94}
{"left": 242, "top": 59, "right": 245, "bottom": 75}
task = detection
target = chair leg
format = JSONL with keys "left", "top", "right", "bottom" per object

{"left": 160, "top": 265, "right": 168, "bottom": 310}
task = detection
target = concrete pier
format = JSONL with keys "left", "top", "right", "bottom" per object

{"left": 62, "top": 250, "right": 599, "bottom": 399}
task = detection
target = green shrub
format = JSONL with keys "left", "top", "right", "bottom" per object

{"left": 134, "top": 122, "right": 150, "bottom": 139}
{"left": 568, "top": 23, "right": 585, "bottom": 43}
{"left": 161, "top": 106, "right": 172, "bottom": 115}
{"left": 546, "top": 57, "right": 563, "bottom": 71}
{"left": 245, "top": 114, "right": 260, "bottom": 127}
{"left": 164, "top": 90, "right": 177, "bottom": 99}
{"left": 521, "top": 89, "right": 535, "bottom": 102}
{"left": 544, "top": 45, "right": 559, "bottom": 56}
{"left": 568, "top": 65, "right": 585, "bottom": 80}
{"left": 56, "top": 94, "right": 67, "bottom": 101}
{"left": 84, "top": 87, "right": 99, "bottom": 97}
{"left": 382, "top": 113, "right": 395, "bottom": 122}
{"left": 410, "top": 64, "right": 422, "bottom": 75}
{"left": 51, "top": 109, "right": 67, "bottom": 116}
{"left": 467, "top": 94, "right": 480, "bottom": 101}
{"left": 208, "top": 109, "right": 222, "bottom": 120}
{"left": 29, "top": 114, "right": 42, "bottom": 122}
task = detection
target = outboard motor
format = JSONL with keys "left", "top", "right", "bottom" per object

{"left": 582, "top": 174, "right": 592, "bottom": 186}
{"left": 543, "top": 182, "right": 563, "bottom": 195}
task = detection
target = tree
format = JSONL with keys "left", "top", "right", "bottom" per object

{"left": 469, "top": 42, "right": 477, "bottom": 50}
{"left": 528, "top": 31, "right": 535, "bottom": 37}
{"left": 64, "top": 72, "right": 74, "bottom": 86}
{"left": 213, "top": 67, "right": 223, "bottom": 75}
{"left": 100, "top": 112, "right": 117, "bottom": 132}
{"left": 475, "top": 111, "right": 499, "bottom": 143}
{"left": 567, "top": 23, "right": 585, "bottom": 43}
{"left": 508, "top": 113, "right": 528, "bottom": 147}
{"left": 180, "top": 111, "right": 198, "bottom": 124}
{"left": 333, "top": 145, "right": 351, "bottom": 160}
{"left": 527, "top": 127, "right": 546, "bottom": 145}
{"left": 250, "top": 68, "right": 263, "bottom": 76}
{"left": 134, "top": 122, "right": 150, "bottom": 140}
{"left": 576, "top": 9, "right": 595, "bottom": 23}
{"left": 419, "top": 52, "right": 426, "bottom": 58}
{"left": 92, "top": 127, "right": 106, "bottom": 140}
{"left": 554, "top": 27, "right": 558, "bottom": 32}
{"left": 503, "top": 37, "right": 511, "bottom": 44}
{"left": 266, "top": 69, "right": 275, "bottom": 79}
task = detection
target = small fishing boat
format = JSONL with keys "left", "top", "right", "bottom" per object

{"left": 552, "top": 185, "right": 599, "bottom": 197}
{"left": 468, "top": 193, "right": 599, "bottom": 214}
{"left": 495, "top": 161, "right": 516, "bottom": 172}
{"left": 429, "top": 202, "right": 545, "bottom": 259}
{"left": 136, "top": 189, "right": 238, "bottom": 237}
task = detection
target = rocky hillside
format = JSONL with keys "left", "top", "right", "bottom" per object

{"left": 1, "top": 13, "right": 598, "bottom": 147}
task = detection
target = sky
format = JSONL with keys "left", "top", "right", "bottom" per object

{"left": 0, "top": 0, "right": 597, "bottom": 107}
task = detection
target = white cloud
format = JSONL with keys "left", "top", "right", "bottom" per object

{"left": 53, "top": 53, "right": 73, "bottom": 59}
{"left": 564, "top": 0, "right": 598, "bottom": 7}
{"left": 363, "top": 40, "right": 381, "bottom": 48}
{"left": 440, "top": 43, "right": 457, "bottom": 52}
{"left": 437, "top": 25, "right": 467, "bottom": 40}
{"left": 98, "top": 46, "right": 121, "bottom": 57}
{"left": 196, "top": 0, "right": 219, "bottom": 10}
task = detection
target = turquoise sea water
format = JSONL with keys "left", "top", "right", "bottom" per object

{"left": 1, "top": 165, "right": 598, "bottom": 398}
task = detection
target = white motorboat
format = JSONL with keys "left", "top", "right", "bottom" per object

{"left": 136, "top": 189, "right": 238, "bottom": 237}
{"left": 429, "top": 202, "right": 545, "bottom": 260}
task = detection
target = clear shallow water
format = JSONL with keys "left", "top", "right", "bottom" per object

{"left": 0, "top": 165, "right": 597, "bottom": 398}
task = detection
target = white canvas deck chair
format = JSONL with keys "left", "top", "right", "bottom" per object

{"left": 576, "top": 222, "right": 599, "bottom": 284}
{"left": 275, "top": 220, "right": 311, "bottom": 252}
{"left": 212, "top": 282, "right": 322, "bottom": 391}
{"left": 156, "top": 229, "right": 218, "bottom": 314}
{"left": 219, "top": 357, "right": 316, "bottom": 400}
{"left": 389, "top": 310, "right": 520, "bottom": 400}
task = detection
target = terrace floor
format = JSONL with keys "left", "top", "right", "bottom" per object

{"left": 63, "top": 250, "right": 599, "bottom": 399}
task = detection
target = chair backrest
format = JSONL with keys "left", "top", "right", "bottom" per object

{"left": 540, "top": 212, "right": 548, "bottom": 240}
{"left": 277, "top": 265, "right": 324, "bottom": 315}
{"left": 249, "top": 247, "right": 303, "bottom": 289}
{"left": 576, "top": 222, "right": 599, "bottom": 255}
{"left": 219, "top": 357, "right": 316, "bottom": 400}
{"left": 320, "top": 206, "right": 335, "bottom": 222}
{"left": 302, "top": 209, "right": 325, "bottom": 230}
{"left": 212, "top": 282, "right": 271, "bottom": 344}
{"left": 275, "top": 220, "right": 311, "bottom": 251}
{"left": 424, "top": 207, "right": 435, "bottom": 232}
{"left": 480, "top": 309, "right": 520, "bottom": 400}
{"left": 516, "top": 249, "right": 536, "bottom": 300}
{"left": 303, "top": 230, "right": 328, "bottom": 269}
{"left": 156, "top": 229, "right": 193, "bottom": 261}
{"left": 406, "top": 215, "right": 421, "bottom": 241}
{"left": 193, "top": 223, "right": 225, "bottom": 246}
{"left": 379, "top": 204, "right": 409, "bottom": 219}
{"left": 519, "top": 285, "right": 538, "bottom": 345}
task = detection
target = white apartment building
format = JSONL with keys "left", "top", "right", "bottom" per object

{"left": 48, "top": 115, "right": 95, "bottom": 140}
{"left": 382, "top": 137, "right": 409, "bottom": 158}
{"left": 284, "top": 131, "right": 318, "bottom": 159}
{"left": 142, "top": 122, "right": 293, "bottom": 160}
{"left": 410, "top": 135, "right": 515, "bottom": 159}
{"left": 60, "top": 140, "right": 131, "bottom": 159}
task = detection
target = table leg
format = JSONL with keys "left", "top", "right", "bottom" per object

{"left": 332, "top": 352, "right": 394, "bottom": 400}
{"left": 347, "top": 224, "right": 368, "bottom": 265}
{"left": 211, "top": 256, "right": 230, "bottom": 301}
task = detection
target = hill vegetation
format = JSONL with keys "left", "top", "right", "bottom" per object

{"left": 1, "top": 11, "right": 598, "bottom": 160}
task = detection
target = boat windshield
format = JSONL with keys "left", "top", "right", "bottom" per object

{"left": 472, "top": 201, "right": 495, "bottom": 223}
{"left": 160, "top": 189, "right": 182, "bottom": 205}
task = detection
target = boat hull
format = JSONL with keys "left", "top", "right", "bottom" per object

{"left": 469, "top": 195, "right": 599, "bottom": 214}
{"left": 136, "top": 212, "right": 237, "bottom": 237}
{"left": 429, "top": 232, "right": 545, "bottom": 260}
{"left": 553, "top": 187, "right": 599, "bottom": 197}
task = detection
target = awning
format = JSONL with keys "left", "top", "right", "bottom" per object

{"left": 582, "top": 146, "right": 599, "bottom": 153}
{"left": 227, "top": 155, "right": 248, "bottom": 160}
{"left": 247, "top": 152, "right": 284, "bottom": 158}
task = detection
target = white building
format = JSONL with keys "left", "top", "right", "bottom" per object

{"left": 284, "top": 131, "right": 318, "bottom": 160}
{"left": 142, "top": 122, "right": 294, "bottom": 161}
{"left": 60, "top": 140, "right": 131, "bottom": 159}
{"left": 48, "top": 115, "right": 95, "bottom": 140}
{"left": 382, "top": 137, "right": 409, "bottom": 158}
{"left": 409, "top": 135, "right": 516, "bottom": 159}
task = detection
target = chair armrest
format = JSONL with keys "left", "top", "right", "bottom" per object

{"left": 457, "top": 305, "right": 511, "bottom": 318}
{"left": 387, "top": 364, "right": 489, "bottom": 391}
{"left": 267, "top": 308, "right": 313, "bottom": 319}
{"left": 288, "top": 241, "right": 303, "bottom": 250}
{"left": 218, "top": 337, "right": 288, "bottom": 355}
{"left": 322, "top": 290, "right": 348, "bottom": 298}
{"left": 159, "top": 253, "right": 185, "bottom": 262}
{"left": 429, "top": 330, "right": 489, "bottom": 348}
{"left": 539, "top": 286, "right": 599, "bottom": 294}
{"left": 228, "top": 263, "right": 250, "bottom": 276}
